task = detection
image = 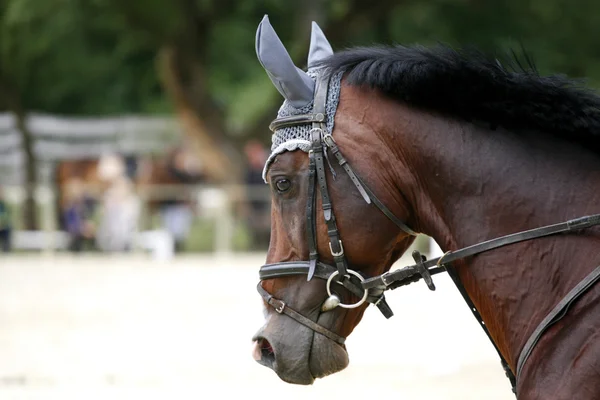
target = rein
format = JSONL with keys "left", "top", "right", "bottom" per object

{"left": 258, "top": 73, "right": 600, "bottom": 395}
{"left": 364, "top": 214, "right": 600, "bottom": 291}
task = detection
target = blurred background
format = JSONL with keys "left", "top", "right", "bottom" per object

{"left": 0, "top": 0, "right": 598, "bottom": 399}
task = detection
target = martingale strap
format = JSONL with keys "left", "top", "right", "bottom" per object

{"left": 362, "top": 213, "right": 600, "bottom": 394}
{"left": 515, "top": 265, "right": 600, "bottom": 386}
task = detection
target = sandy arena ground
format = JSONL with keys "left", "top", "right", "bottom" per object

{"left": 0, "top": 253, "right": 514, "bottom": 400}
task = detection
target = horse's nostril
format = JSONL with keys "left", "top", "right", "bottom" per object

{"left": 252, "top": 337, "right": 276, "bottom": 368}
{"left": 261, "top": 338, "right": 274, "bottom": 355}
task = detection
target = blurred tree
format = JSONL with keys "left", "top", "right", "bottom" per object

{"left": 95, "top": 0, "right": 323, "bottom": 182}
{"left": 2, "top": 0, "right": 600, "bottom": 212}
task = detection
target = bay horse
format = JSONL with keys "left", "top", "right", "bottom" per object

{"left": 251, "top": 16, "right": 600, "bottom": 399}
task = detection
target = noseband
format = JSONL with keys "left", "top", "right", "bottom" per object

{"left": 257, "top": 73, "right": 600, "bottom": 394}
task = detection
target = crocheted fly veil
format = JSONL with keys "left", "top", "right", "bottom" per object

{"left": 256, "top": 16, "right": 343, "bottom": 181}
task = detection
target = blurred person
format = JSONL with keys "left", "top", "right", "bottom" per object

{"left": 62, "top": 178, "right": 96, "bottom": 252}
{"left": 157, "top": 147, "right": 203, "bottom": 252}
{"left": 0, "top": 186, "right": 12, "bottom": 252}
{"left": 96, "top": 156, "right": 141, "bottom": 252}
{"left": 243, "top": 140, "right": 270, "bottom": 250}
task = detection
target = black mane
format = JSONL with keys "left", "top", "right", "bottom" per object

{"left": 322, "top": 45, "right": 600, "bottom": 151}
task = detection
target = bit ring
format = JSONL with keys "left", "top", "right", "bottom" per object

{"left": 326, "top": 269, "right": 369, "bottom": 309}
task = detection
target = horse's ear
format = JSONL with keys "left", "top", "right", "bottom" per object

{"left": 307, "top": 21, "right": 333, "bottom": 69}
{"left": 256, "top": 15, "right": 315, "bottom": 108}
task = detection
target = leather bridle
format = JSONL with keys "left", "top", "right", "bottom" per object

{"left": 257, "top": 72, "right": 600, "bottom": 394}
{"left": 258, "top": 74, "right": 418, "bottom": 341}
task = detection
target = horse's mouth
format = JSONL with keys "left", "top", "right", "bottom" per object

{"left": 251, "top": 321, "right": 349, "bottom": 385}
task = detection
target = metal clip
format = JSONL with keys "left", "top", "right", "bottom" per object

{"left": 322, "top": 134, "right": 336, "bottom": 148}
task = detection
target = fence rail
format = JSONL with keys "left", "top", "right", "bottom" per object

{"left": 0, "top": 113, "right": 181, "bottom": 185}
{"left": 1, "top": 182, "right": 438, "bottom": 260}
{"left": 1, "top": 183, "right": 272, "bottom": 257}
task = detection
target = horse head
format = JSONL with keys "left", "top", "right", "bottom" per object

{"left": 251, "top": 16, "right": 417, "bottom": 384}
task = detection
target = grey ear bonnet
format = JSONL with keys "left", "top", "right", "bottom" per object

{"left": 255, "top": 15, "right": 315, "bottom": 108}
{"left": 307, "top": 21, "right": 334, "bottom": 69}
{"left": 262, "top": 70, "right": 343, "bottom": 181}
{"left": 256, "top": 15, "right": 343, "bottom": 181}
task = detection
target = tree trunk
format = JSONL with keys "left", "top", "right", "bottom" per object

{"left": 0, "top": 74, "right": 38, "bottom": 230}
{"left": 14, "top": 109, "right": 38, "bottom": 230}
{"left": 157, "top": 46, "right": 241, "bottom": 184}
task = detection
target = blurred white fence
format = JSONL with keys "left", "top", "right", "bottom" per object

{"left": 1, "top": 183, "right": 272, "bottom": 258}
{"left": 1, "top": 183, "right": 438, "bottom": 260}
{"left": 0, "top": 113, "right": 180, "bottom": 185}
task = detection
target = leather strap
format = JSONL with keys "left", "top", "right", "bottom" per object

{"left": 257, "top": 283, "right": 346, "bottom": 345}
{"left": 261, "top": 261, "right": 334, "bottom": 280}
{"left": 445, "top": 265, "right": 517, "bottom": 392}
{"left": 324, "top": 135, "right": 418, "bottom": 236}
{"left": 364, "top": 214, "right": 600, "bottom": 290}
{"left": 354, "top": 174, "right": 418, "bottom": 236}
{"left": 269, "top": 113, "right": 325, "bottom": 131}
{"left": 310, "top": 74, "right": 348, "bottom": 279}
{"left": 359, "top": 214, "right": 600, "bottom": 395}
{"left": 516, "top": 265, "right": 600, "bottom": 383}
{"left": 323, "top": 135, "right": 371, "bottom": 203}
{"left": 259, "top": 261, "right": 394, "bottom": 318}
{"left": 306, "top": 150, "right": 318, "bottom": 281}
{"left": 312, "top": 128, "right": 347, "bottom": 278}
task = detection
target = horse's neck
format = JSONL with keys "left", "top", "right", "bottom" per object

{"left": 391, "top": 108, "right": 600, "bottom": 367}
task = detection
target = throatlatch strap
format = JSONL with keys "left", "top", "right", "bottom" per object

{"left": 327, "top": 139, "right": 418, "bottom": 237}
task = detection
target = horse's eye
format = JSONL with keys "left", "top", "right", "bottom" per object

{"left": 275, "top": 178, "right": 292, "bottom": 193}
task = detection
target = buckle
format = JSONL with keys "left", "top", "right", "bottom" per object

{"left": 328, "top": 240, "right": 344, "bottom": 257}
{"left": 323, "top": 134, "right": 336, "bottom": 148}
{"left": 275, "top": 301, "right": 286, "bottom": 313}
{"left": 380, "top": 272, "right": 392, "bottom": 287}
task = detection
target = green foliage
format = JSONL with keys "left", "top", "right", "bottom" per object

{"left": 2, "top": 0, "right": 600, "bottom": 121}
{"left": 0, "top": 0, "right": 168, "bottom": 114}
{"left": 378, "top": 0, "right": 600, "bottom": 86}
